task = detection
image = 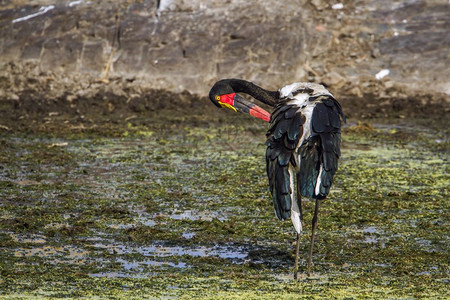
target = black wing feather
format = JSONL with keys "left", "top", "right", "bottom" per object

{"left": 266, "top": 103, "right": 305, "bottom": 220}
{"left": 300, "top": 97, "right": 344, "bottom": 199}
{"left": 299, "top": 137, "right": 320, "bottom": 198}
{"left": 288, "top": 113, "right": 305, "bottom": 141}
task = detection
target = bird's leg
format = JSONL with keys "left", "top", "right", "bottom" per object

{"left": 297, "top": 173, "right": 304, "bottom": 224}
{"left": 294, "top": 232, "right": 300, "bottom": 280}
{"left": 307, "top": 199, "right": 320, "bottom": 276}
{"left": 294, "top": 173, "right": 303, "bottom": 280}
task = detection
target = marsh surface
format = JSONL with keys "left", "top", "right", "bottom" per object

{"left": 0, "top": 96, "right": 448, "bottom": 299}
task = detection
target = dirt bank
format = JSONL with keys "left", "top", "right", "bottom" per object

{"left": 0, "top": 0, "right": 449, "bottom": 118}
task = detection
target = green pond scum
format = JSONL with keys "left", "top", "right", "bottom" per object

{"left": 0, "top": 101, "right": 448, "bottom": 299}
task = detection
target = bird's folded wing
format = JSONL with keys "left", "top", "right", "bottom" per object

{"left": 266, "top": 103, "right": 305, "bottom": 220}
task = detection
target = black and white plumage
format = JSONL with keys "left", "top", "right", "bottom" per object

{"left": 266, "top": 82, "right": 345, "bottom": 232}
{"left": 208, "top": 79, "right": 345, "bottom": 279}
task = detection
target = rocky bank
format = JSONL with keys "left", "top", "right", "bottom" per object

{"left": 0, "top": 0, "right": 449, "bottom": 118}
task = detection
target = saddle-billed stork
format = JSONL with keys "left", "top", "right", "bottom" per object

{"left": 208, "top": 78, "right": 345, "bottom": 279}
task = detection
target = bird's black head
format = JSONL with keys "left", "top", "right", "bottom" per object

{"left": 208, "top": 79, "right": 271, "bottom": 122}
{"left": 208, "top": 80, "right": 235, "bottom": 108}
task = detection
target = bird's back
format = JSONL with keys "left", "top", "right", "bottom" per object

{"left": 266, "top": 83, "right": 345, "bottom": 220}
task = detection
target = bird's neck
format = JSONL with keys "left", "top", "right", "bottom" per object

{"left": 226, "top": 79, "right": 279, "bottom": 107}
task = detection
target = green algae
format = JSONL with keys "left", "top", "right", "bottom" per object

{"left": 0, "top": 109, "right": 448, "bottom": 299}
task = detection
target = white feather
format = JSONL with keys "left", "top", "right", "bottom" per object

{"left": 279, "top": 82, "right": 333, "bottom": 99}
{"left": 289, "top": 166, "right": 302, "bottom": 234}
{"left": 315, "top": 164, "right": 324, "bottom": 196}
{"left": 287, "top": 93, "right": 309, "bottom": 106}
{"left": 279, "top": 82, "right": 304, "bottom": 98}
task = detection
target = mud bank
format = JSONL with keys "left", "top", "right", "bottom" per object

{"left": 0, "top": 96, "right": 449, "bottom": 298}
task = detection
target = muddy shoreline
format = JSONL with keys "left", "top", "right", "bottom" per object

{"left": 1, "top": 78, "right": 449, "bottom": 135}
{"left": 0, "top": 88, "right": 449, "bottom": 298}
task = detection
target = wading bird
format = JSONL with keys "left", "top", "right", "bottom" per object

{"left": 208, "top": 79, "right": 345, "bottom": 279}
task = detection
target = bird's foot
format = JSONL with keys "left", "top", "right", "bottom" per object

{"left": 293, "top": 272, "right": 307, "bottom": 281}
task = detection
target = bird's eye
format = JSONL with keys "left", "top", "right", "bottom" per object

{"left": 215, "top": 96, "right": 221, "bottom": 101}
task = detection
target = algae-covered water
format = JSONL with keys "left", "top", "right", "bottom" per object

{"left": 0, "top": 105, "right": 448, "bottom": 299}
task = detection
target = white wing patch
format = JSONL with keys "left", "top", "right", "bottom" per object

{"left": 315, "top": 164, "right": 324, "bottom": 196}
{"left": 289, "top": 166, "right": 302, "bottom": 234}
